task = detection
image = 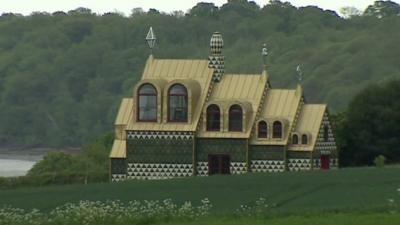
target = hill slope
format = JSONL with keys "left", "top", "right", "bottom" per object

{"left": 0, "top": 1, "right": 400, "bottom": 147}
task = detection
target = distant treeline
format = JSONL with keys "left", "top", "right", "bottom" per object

{"left": 0, "top": 0, "right": 399, "bottom": 147}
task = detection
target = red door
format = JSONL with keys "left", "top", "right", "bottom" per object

{"left": 321, "top": 155, "right": 330, "bottom": 170}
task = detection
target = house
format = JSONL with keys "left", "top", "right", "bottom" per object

{"left": 109, "top": 29, "right": 338, "bottom": 181}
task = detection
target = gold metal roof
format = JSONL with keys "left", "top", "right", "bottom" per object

{"left": 127, "top": 56, "right": 214, "bottom": 131}
{"left": 197, "top": 73, "right": 268, "bottom": 138}
{"left": 288, "top": 104, "right": 326, "bottom": 151}
{"left": 251, "top": 87, "right": 302, "bottom": 145}
{"left": 115, "top": 98, "right": 133, "bottom": 125}
{"left": 109, "top": 139, "right": 126, "bottom": 158}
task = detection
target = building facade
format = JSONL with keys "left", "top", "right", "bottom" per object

{"left": 109, "top": 31, "right": 338, "bottom": 182}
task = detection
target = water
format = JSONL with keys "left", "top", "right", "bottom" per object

{"left": 0, "top": 158, "right": 36, "bottom": 177}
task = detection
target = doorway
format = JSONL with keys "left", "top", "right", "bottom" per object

{"left": 208, "top": 154, "right": 230, "bottom": 175}
{"left": 320, "top": 155, "right": 330, "bottom": 170}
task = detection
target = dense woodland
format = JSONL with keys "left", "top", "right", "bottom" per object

{"left": 0, "top": 0, "right": 400, "bottom": 149}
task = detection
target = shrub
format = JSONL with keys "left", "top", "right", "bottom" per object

{"left": 374, "top": 155, "right": 386, "bottom": 168}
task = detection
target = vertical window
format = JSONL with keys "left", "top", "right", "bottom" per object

{"left": 323, "top": 125, "right": 329, "bottom": 142}
{"left": 302, "top": 134, "right": 308, "bottom": 145}
{"left": 168, "top": 84, "right": 188, "bottom": 122}
{"left": 206, "top": 104, "right": 220, "bottom": 131}
{"left": 292, "top": 134, "right": 299, "bottom": 144}
{"left": 137, "top": 84, "right": 157, "bottom": 121}
{"left": 228, "top": 104, "right": 243, "bottom": 131}
{"left": 258, "top": 121, "right": 268, "bottom": 138}
{"left": 272, "top": 121, "right": 283, "bottom": 138}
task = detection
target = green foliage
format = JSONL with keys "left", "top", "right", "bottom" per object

{"left": 0, "top": 1, "right": 400, "bottom": 147}
{"left": 374, "top": 155, "right": 386, "bottom": 168}
{"left": 0, "top": 133, "right": 113, "bottom": 188}
{"left": 337, "top": 80, "right": 400, "bottom": 166}
{"left": 364, "top": 1, "right": 400, "bottom": 18}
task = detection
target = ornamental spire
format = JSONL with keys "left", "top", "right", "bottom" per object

{"left": 146, "top": 27, "right": 156, "bottom": 54}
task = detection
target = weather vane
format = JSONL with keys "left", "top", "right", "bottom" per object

{"left": 296, "top": 64, "right": 303, "bottom": 83}
{"left": 261, "top": 43, "right": 268, "bottom": 69}
{"left": 146, "top": 27, "right": 156, "bottom": 54}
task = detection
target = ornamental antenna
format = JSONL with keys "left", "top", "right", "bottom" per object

{"left": 146, "top": 27, "right": 156, "bottom": 54}
{"left": 261, "top": 43, "right": 268, "bottom": 70}
{"left": 296, "top": 64, "right": 303, "bottom": 84}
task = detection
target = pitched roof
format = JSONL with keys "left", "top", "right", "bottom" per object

{"left": 288, "top": 104, "right": 326, "bottom": 151}
{"left": 250, "top": 87, "right": 302, "bottom": 145}
{"left": 109, "top": 139, "right": 126, "bottom": 158}
{"left": 127, "top": 56, "right": 214, "bottom": 132}
{"left": 115, "top": 98, "right": 133, "bottom": 125}
{"left": 197, "top": 73, "right": 268, "bottom": 138}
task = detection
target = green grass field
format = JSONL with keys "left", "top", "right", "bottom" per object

{"left": 160, "top": 212, "right": 400, "bottom": 225}
{"left": 1, "top": 167, "right": 399, "bottom": 214}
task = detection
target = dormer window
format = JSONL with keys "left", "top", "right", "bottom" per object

{"left": 206, "top": 104, "right": 220, "bottom": 131}
{"left": 168, "top": 84, "right": 188, "bottom": 122}
{"left": 258, "top": 121, "right": 268, "bottom": 138}
{"left": 272, "top": 121, "right": 283, "bottom": 138}
{"left": 302, "top": 134, "right": 308, "bottom": 145}
{"left": 292, "top": 134, "right": 299, "bottom": 144}
{"left": 137, "top": 83, "right": 157, "bottom": 122}
{"left": 229, "top": 104, "right": 243, "bottom": 132}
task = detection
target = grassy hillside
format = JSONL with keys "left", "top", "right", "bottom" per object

{"left": 1, "top": 167, "right": 399, "bottom": 213}
{"left": 1, "top": 1, "right": 400, "bottom": 147}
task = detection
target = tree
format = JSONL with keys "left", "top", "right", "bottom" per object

{"left": 338, "top": 80, "right": 400, "bottom": 166}
{"left": 189, "top": 2, "right": 218, "bottom": 17}
{"left": 364, "top": 0, "right": 400, "bottom": 18}
{"left": 340, "top": 6, "right": 362, "bottom": 19}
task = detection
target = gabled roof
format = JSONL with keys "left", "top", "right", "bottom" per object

{"left": 251, "top": 87, "right": 302, "bottom": 145}
{"left": 197, "top": 72, "right": 268, "bottom": 138}
{"left": 288, "top": 104, "right": 327, "bottom": 151}
{"left": 127, "top": 55, "right": 214, "bottom": 132}
{"left": 142, "top": 55, "right": 213, "bottom": 81}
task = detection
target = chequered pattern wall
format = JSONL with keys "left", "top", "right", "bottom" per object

{"left": 196, "top": 138, "right": 247, "bottom": 162}
{"left": 288, "top": 158, "right": 312, "bottom": 171}
{"left": 314, "top": 112, "right": 338, "bottom": 163}
{"left": 111, "top": 174, "right": 126, "bottom": 182}
{"left": 111, "top": 158, "right": 126, "bottom": 174}
{"left": 250, "top": 145, "right": 285, "bottom": 160}
{"left": 251, "top": 160, "right": 285, "bottom": 172}
{"left": 197, "top": 162, "right": 208, "bottom": 176}
{"left": 127, "top": 163, "right": 193, "bottom": 180}
{"left": 230, "top": 162, "right": 247, "bottom": 174}
{"left": 127, "top": 138, "right": 193, "bottom": 164}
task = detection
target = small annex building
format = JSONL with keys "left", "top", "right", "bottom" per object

{"left": 109, "top": 30, "right": 338, "bottom": 181}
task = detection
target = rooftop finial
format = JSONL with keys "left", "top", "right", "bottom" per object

{"left": 261, "top": 43, "right": 268, "bottom": 69}
{"left": 296, "top": 64, "right": 303, "bottom": 84}
{"left": 210, "top": 31, "right": 223, "bottom": 55}
{"left": 146, "top": 27, "right": 156, "bottom": 54}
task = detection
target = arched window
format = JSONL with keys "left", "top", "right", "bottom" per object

{"left": 323, "top": 125, "right": 329, "bottom": 142}
{"left": 258, "top": 121, "right": 268, "bottom": 138}
{"left": 228, "top": 104, "right": 243, "bottom": 131}
{"left": 302, "top": 134, "right": 308, "bottom": 145}
{"left": 272, "top": 121, "right": 283, "bottom": 138}
{"left": 168, "top": 84, "right": 188, "bottom": 122}
{"left": 206, "top": 104, "right": 220, "bottom": 131}
{"left": 137, "top": 83, "right": 157, "bottom": 122}
{"left": 292, "top": 134, "right": 299, "bottom": 144}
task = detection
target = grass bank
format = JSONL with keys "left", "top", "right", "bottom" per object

{"left": 1, "top": 167, "right": 399, "bottom": 214}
